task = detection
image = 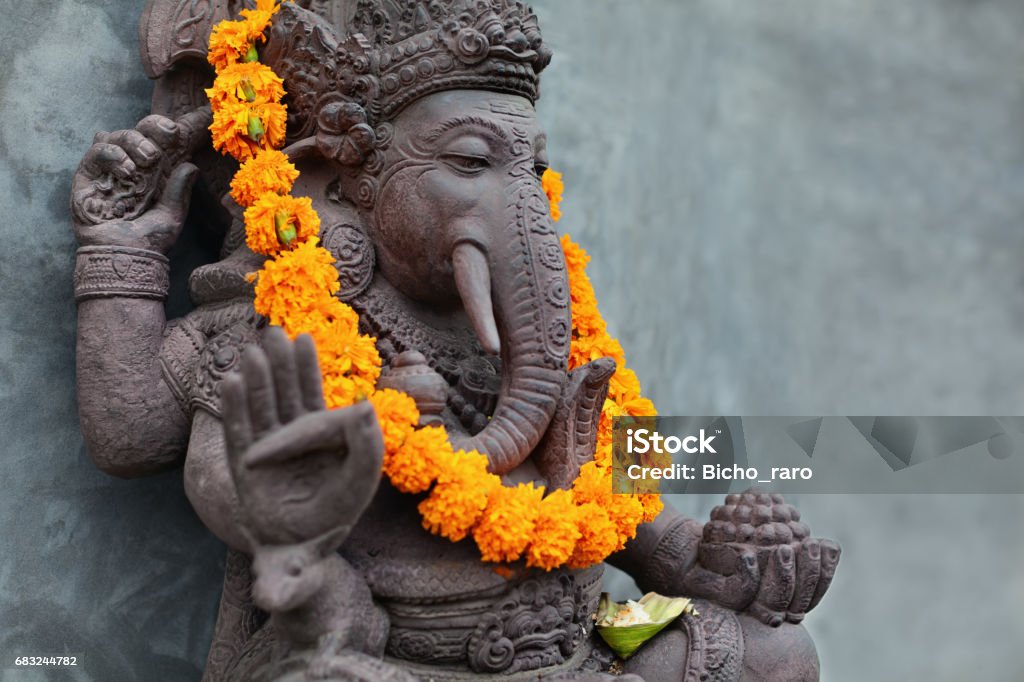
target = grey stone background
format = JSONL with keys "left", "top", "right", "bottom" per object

{"left": 0, "top": 0, "right": 1022, "bottom": 680}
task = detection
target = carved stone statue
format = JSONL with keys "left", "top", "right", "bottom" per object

{"left": 71, "top": 1, "right": 840, "bottom": 680}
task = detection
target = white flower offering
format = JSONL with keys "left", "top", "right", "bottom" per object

{"left": 594, "top": 592, "right": 698, "bottom": 659}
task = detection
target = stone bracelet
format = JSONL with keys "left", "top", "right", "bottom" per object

{"left": 73, "top": 245, "right": 170, "bottom": 302}
{"left": 640, "top": 515, "right": 703, "bottom": 594}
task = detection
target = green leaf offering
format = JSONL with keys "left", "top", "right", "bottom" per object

{"left": 594, "top": 592, "right": 698, "bottom": 660}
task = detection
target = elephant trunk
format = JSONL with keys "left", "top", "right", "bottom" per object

{"left": 449, "top": 182, "right": 571, "bottom": 474}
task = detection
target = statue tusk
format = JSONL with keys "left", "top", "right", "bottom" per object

{"left": 452, "top": 241, "right": 501, "bottom": 356}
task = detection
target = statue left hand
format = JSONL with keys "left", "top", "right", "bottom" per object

{"left": 679, "top": 493, "right": 841, "bottom": 627}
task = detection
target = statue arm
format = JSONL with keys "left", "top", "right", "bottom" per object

{"left": 607, "top": 505, "right": 704, "bottom": 593}
{"left": 71, "top": 112, "right": 209, "bottom": 477}
{"left": 75, "top": 290, "right": 190, "bottom": 477}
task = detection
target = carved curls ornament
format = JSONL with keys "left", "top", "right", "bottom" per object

{"left": 316, "top": 101, "right": 379, "bottom": 166}
{"left": 320, "top": 222, "right": 376, "bottom": 299}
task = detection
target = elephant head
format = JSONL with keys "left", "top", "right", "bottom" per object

{"left": 259, "top": 1, "right": 567, "bottom": 474}
{"left": 365, "top": 89, "right": 571, "bottom": 474}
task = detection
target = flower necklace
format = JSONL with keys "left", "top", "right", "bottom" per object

{"left": 206, "top": 1, "right": 662, "bottom": 571}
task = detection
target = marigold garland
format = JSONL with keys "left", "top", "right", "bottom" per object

{"left": 244, "top": 194, "right": 320, "bottom": 255}
{"left": 541, "top": 169, "right": 564, "bottom": 222}
{"left": 231, "top": 149, "right": 299, "bottom": 208}
{"left": 208, "top": 2, "right": 662, "bottom": 571}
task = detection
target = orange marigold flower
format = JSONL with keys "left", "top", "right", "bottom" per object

{"left": 639, "top": 494, "right": 664, "bottom": 524}
{"left": 253, "top": 239, "right": 340, "bottom": 325}
{"left": 210, "top": 99, "right": 287, "bottom": 161}
{"left": 419, "top": 449, "right": 499, "bottom": 542}
{"left": 620, "top": 395, "right": 656, "bottom": 419}
{"left": 571, "top": 332, "right": 625, "bottom": 369}
{"left": 318, "top": 333, "right": 381, "bottom": 391}
{"left": 338, "top": 333, "right": 383, "bottom": 383}
{"left": 310, "top": 296, "right": 361, "bottom": 336}
{"left": 206, "top": 61, "right": 285, "bottom": 106}
{"left": 321, "top": 372, "right": 367, "bottom": 410}
{"left": 526, "top": 489, "right": 583, "bottom": 571}
{"left": 244, "top": 194, "right": 321, "bottom": 256}
{"left": 251, "top": 0, "right": 281, "bottom": 15}
{"left": 473, "top": 483, "right": 544, "bottom": 563}
{"left": 388, "top": 426, "right": 448, "bottom": 494}
{"left": 567, "top": 502, "right": 619, "bottom": 569}
{"left": 572, "top": 460, "right": 611, "bottom": 507}
{"left": 605, "top": 493, "right": 645, "bottom": 552}
{"left": 369, "top": 389, "right": 419, "bottom": 454}
{"left": 208, "top": 22, "right": 255, "bottom": 72}
{"left": 560, "top": 234, "right": 590, "bottom": 272}
{"left": 318, "top": 334, "right": 382, "bottom": 409}
{"left": 595, "top": 404, "right": 619, "bottom": 455}
{"left": 231, "top": 149, "right": 299, "bottom": 208}
{"left": 419, "top": 480, "right": 484, "bottom": 542}
{"left": 542, "top": 168, "right": 564, "bottom": 222}
{"left": 608, "top": 367, "right": 643, "bottom": 403}
{"left": 207, "top": 9, "right": 274, "bottom": 71}
{"left": 434, "top": 447, "right": 493, "bottom": 483}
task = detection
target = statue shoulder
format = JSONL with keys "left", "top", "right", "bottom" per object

{"left": 139, "top": 0, "right": 236, "bottom": 78}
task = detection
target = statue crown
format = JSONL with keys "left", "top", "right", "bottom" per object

{"left": 263, "top": 0, "right": 551, "bottom": 141}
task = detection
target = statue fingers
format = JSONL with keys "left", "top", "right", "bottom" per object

{"left": 242, "top": 402, "right": 381, "bottom": 470}
{"left": 807, "top": 539, "right": 841, "bottom": 612}
{"left": 342, "top": 401, "right": 385, "bottom": 475}
{"left": 244, "top": 411, "right": 344, "bottom": 466}
{"left": 241, "top": 345, "right": 280, "bottom": 440}
{"left": 137, "top": 109, "right": 211, "bottom": 163}
{"left": 79, "top": 141, "right": 136, "bottom": 182}
{"left": 264, "top": 327, "right": 304, "bottom": 423}
{"left": 785, "top": 539, "right": 822, "bottom": 624}
{"left": 135, "top": 115, "right": 181, "bottom": 151}
{"left": 749, "top": 544, "right": 797, "bottom": 627}
{"left": 221, "top": 373, "right": 254, "bottom": 468}
{"left": 100, "top": 129, "right": 162, "bottom": 168}
{"left": 152, "top": 163, "right": 198, "bottom": 224}
{"left": 295, "top": 334, "right": 327, "bottom": 412}
{"left": 682, "top": 545, "right": 760, "bottom": 612}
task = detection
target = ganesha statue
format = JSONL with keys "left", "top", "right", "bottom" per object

{"left": 70, "top": 1, "right": 840, "bottom": 680}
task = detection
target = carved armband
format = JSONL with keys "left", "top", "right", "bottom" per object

{"left": 638, "top": 516, "right": 703, "bottom": 595}
{"left": 73, "top": 246, "right": 170, "bottom": 303}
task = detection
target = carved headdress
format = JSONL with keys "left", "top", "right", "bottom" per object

{"left": 261, "top": 0, "right": 551, "bottom": 144}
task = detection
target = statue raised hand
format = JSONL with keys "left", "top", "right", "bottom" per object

{"left": 221, "top": 327, "right": 383, "bottom": 549}
{"left": 72, "top": 110, "right": 208, "bottom": 253}
{"left": 219, "top": 328, "right": 398, "bottom": 678}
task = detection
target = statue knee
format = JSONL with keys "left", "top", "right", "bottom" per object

{"left": 738, "top": 615, "right": 820, "bottom": 682}
{"left": 622, "top": 627, "right": 690, "bottom": 682}
{"left": 623, "top": 601, "right": 820, "bottom": 682}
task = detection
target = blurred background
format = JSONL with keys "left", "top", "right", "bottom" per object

{"left": 1, "top": 0, "right": 1022, "bottom": 680}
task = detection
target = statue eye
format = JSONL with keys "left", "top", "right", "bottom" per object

{"left": 534, "top": 161, "right": 549, "bottom": 178}
{"left": 285, "top": 558, "right": 303, "bottom": 577}
{"left": 441, "top": 153, "right": 490, "bottom": 175}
